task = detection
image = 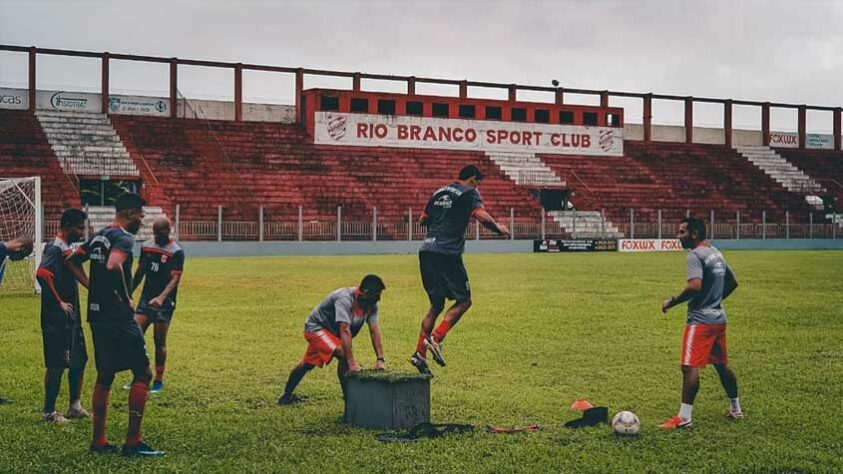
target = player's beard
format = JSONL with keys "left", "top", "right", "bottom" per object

{"left": 127, "top": 220, "right": 142, "bottom": 235}
{"left": 680, "top": 238, "right": 695, "bottom": 249}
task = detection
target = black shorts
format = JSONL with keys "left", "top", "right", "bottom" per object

{"left": 90, "top": 321, "right": 150, "bottom": 374}
{"left": 136, "top": 301, "right": 175, "bottom": 324}
{"left": 41, "top": 325, "right": 87, "bottom": 369}
{"left": 419, "top": 251, "right": 471, "bottom": 308}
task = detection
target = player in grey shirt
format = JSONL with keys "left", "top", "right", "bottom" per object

{"left": 411, "top": 165, "right": 509, "bottom": 375}
{"left": 278, "top": 275, "right": 386, "bottom": 405}
{"left": 659, "top": 217, "right": 743, "bottom": 429}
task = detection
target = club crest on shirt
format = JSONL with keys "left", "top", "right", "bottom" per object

{"left": 161, "top": 255, "right": 168, "bottom": 264}
{"left": 434, "top": 195, "right": 453, "bottom": 209}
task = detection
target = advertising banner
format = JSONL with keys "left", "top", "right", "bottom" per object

{"left": 534, "top": 239, "right": 618, "bottom": 252}
{"left": 0, "top": 87, "right": 28, "bottom": 110}
{"left": 314, "top": 112, "right": 624, "bottom": 156}
{"left": 36, "top": 90, "right": 102, "bottom": 113}
{"left": 108, "top": 95, "right": 169, "bottom": 116}
{"left": 617, "top": 239, "right": 683, "bottom": 252}
{"left": 770, "top": 131, "right": 834, "bottom": 150}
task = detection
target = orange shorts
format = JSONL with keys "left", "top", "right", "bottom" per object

{"left": 681, "top": 323, "right": 728, "bottom": 367}
{"left": 302, "top": 330, "right": 340, "bottom": 367}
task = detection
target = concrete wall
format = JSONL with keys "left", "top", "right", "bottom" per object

{"left": 177, "top": 98, "right": 296, "bottom": 123}
{"left": 170, "top": 240, "right": 534, "bottom": 257}
{"left": 651, "top": 125, "right": 686, "bottom": 143}
{"left": 624, "top": 123, "right": 761, "bottom": 146}
{"left": 135, "top": 238, "right": 842, "bottom": 257}
{"left": 694, "top": 127, "right": 725, "bottom": 145}
{"left": 710, "top": 239, "right": 843, "bottom": 250}
{"left": 733, "top": 129, "right": 763, "bottom": 146}
{"left": 624, "top": 124, "right": 644, "bottom": 141}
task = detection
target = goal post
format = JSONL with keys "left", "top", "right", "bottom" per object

{"left": 0, "top": 176, "right": 42, "bottom": 295}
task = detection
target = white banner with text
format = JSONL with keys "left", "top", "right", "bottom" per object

{"left": 618, "top": 239, "right": 684, "bottom": 252}
{"left": 314, "top": 112, "right": 624, "bottom": 156}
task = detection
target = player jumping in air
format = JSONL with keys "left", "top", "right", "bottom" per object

{"left": 278, "top": 275, "right": 386, "bottom": 405}
{"left": 74, "top": 194, "right": 164, "bottom": 456}
{"left": 125, "top": 217, "right": 184, "bottom": 394}
{"left": 35, "top": 209, "right": 90, "bottom": 423}
{"left": 411, "top": 165, "right": 509, "bottom": 374}
{"left": 659, "top": 217, "right": 743, "bottom": 429}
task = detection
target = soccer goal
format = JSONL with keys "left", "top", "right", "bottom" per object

{"left": 0, "top": 177, "right": 42, "bottom": 295}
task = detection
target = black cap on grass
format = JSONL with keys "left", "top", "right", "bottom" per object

{"left": 564, "top": 407, "right": 608, "bottom": 428}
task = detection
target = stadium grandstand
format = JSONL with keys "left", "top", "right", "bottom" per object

{"left": 1, "top": 44, "right": 842, "bottom": 243}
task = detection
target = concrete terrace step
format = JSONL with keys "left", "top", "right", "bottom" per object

{"left": 734, "top": 145, "right": 826, "bottom": 204}
{"left": 36, "top": 111, "right": 140, "bottom": 178}
{"left": 40, "top": 128, "right": 120, "bottom": 137}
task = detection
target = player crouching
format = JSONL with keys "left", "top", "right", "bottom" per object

{"left": 278, "top": 275, "right": 386, "bottom": 405}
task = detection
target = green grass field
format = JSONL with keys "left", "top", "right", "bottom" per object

{"left": 1, "top": 250, "right": 841, "bottom": 473}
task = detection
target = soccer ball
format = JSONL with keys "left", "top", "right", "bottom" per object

{"left": 612, "top": 411, "right": 640, "bottom": 435}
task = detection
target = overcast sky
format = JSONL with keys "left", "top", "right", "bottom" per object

{"left": 2, "top": 0, "right": 842, "bottom": 130}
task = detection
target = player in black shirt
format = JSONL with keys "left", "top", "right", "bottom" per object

{"left": 74, "top": 194, "right": 163, "bottom": 457}
{"left": 35, "top": 208, "right": 89, "bottom": 423}
{"left": 130, "top": 217, "right": 184, "bottom": 394}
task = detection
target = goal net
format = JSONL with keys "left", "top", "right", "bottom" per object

{"left": 0, "top": 177, "right": 42, "bottom": 295}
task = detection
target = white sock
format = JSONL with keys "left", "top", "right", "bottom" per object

{"left": 679, "top": 403, "right": 693, "bottom": 420}
{"left": 69, "top": 399, "right": 82, "bottom": 411}
{"left": 729, "top": 397, "right": 741, "bottom": 413}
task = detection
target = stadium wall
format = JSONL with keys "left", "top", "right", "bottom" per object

{"left": 0, "top": 85, "right": 835, "bottom": 147}
{"left": 153, "top": 239, "right": 843, "bottom": 258}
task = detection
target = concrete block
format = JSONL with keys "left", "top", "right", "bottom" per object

{"left": 343, "top": 370, "right": 432, "bottom": 430}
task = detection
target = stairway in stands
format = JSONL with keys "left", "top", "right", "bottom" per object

{"left": 35, "top": 111, "right": 140, "bottom": 177}
{"left": 484, "top": 151, "right": 620, "bottom": 237}
{"left": 734, "top": 145, "right": 825, "bottom": 210}
{"left": 34, "top": 110, "right": 167, "bottom": 234}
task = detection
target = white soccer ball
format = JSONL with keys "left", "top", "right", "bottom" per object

{"left": 612, "top": 410, "right": 640, "bottom": 435}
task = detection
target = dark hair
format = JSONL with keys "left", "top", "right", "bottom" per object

{"left": 681, "top": 217, "right": 706, "bottom": 240}
{"left": 458, "top": 165, "right": 484, "bottom": 181}
{"left": 60, "top": 208, "right": 87, "bottom": 228}
{"left": 360, "top": 274, "right": 386, "bottom": 294}
{"left": 115, "top": 193, "right": 145, "bottom": 212}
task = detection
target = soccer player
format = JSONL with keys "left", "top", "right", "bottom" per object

{"left": 278, "top": 274, "right": 386, "bottom": 405}
{"left": 75, "top": 194, "right": 163, "bottom": 456}
{"left": 128, "top": 217, "right": 184, "bottom": 394}
{"left": 659, "top": 217, "right": 743, "bottom": 429}
{"left": 35, "top": 209, "right": 90, "bottom": 423}
{"left": 0, "top": 236, "right": 33, "bottom": 405}
{"left": 410, "top": 165, "right": 509, "bottom": 374}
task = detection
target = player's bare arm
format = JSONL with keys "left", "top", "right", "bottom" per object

{"left": 64, "top": 258, "right": 89, "bottom": 289}
{"left": 474, "top": 209, "right": 510, "bottom": 236}
{"left": 5, "top": 236, "right": 34, "bottom": 257}
{"left": 722, "top": 267, "right": 738, "bottom": 300}
{"left": 36, "top": 267, "right": 74, "bottom": 318}
{"left": 368, "top": 322, "right": 386, "bottom": 370}
{"left": 106, "top": 251, "right": 134, "bottom": 310}
{"left": 131, "top": 264, "right": 146, "bottom": 293}
{"left": 338, "top": 322, "right": 361, "bottom": 372}
{"left": 150, "top": 273, "right": 181, "bottom": 308}
{"left": 661, "top": 277, "right": 702, "bottom": 313}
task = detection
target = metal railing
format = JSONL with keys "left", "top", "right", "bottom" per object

{"left": 43, "top": 206, "right": 841, "bottom": 242}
